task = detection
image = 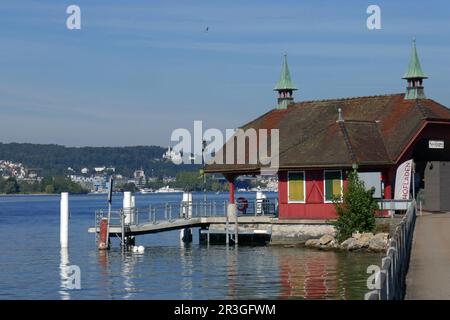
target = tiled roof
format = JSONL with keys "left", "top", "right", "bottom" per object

{"left": 205, "top": 93, "right": 450, "bottom": 173}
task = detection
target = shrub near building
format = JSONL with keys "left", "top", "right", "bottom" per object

{"left": 333, "top": 169, "right": 378, "bottom": 242}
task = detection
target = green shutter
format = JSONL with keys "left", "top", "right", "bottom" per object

{"left": 325, "top": 171, "right": 341, "bottom": 201}
{"left": 288, "top": 172, "right": 305, "bottom": 202}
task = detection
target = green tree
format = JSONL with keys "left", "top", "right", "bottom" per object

{"left": 2, "top": 177, "right": 20, "bottom": 194}
{"left": 44, "top": 184, "right": 55, "bottom": 194}
{"left": 41, "top": 176, "right": 54, "bottom": 192}
{"left": 173, "top": 171, "right": 202, "bottom": 191}
{"left": 210, "top": 181, "right": 223, "bottom": 192}
{"left": 145, "top": 178, "right": 164, "bottom": 190}
{"left": 118, "top": 182, "right": 138, "bottom": 193}
{"left": 19, "top": 181, "right": 41, "bottom": 194}
{"left": 40, "top": 176, "right": 88, "bottom": 194}
{"left": 333, "top": 169, "right": 378, "bottom": 242}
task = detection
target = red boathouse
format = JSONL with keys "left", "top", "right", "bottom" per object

{"left": 205, "top": 40, "right": 450, "bottom": 219}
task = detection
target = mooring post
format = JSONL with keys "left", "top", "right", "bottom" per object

{"left": 225, "top": 202, "right": 229, "bottom": 245}
{"left": 106, "top": 176, "right": 113, "bottom": 248}
{"left": 180, "top": 192, "right": 193, "bottom": 243}
{"left": 121, "top": 209, "right": 125, "bottom": 249}
{"left": 60, "top": 192, "right": 69, "bottom": 248}
{"left": 234, "top": 207, "right": 238, "bottom": 245}
{"left": 123, "top": 191, "right": 132, "bottom": 224}
{"left": 98, "top": 218, "right": 109, "bottom": 250}
{"left": 227, "top": 203, "right": 238, "bottom": 245}
{"left": 131, "top": 195, "right": 136, "bottom": 224}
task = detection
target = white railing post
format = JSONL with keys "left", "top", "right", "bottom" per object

{"left": 123, "top": 191, "right": 132, "bottom": 225}
{"left": 60, "top": 192, "right": 69, "bottom": 248}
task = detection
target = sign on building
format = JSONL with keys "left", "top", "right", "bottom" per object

{"left": 429, "top": 140, "right": 444, "bottom": 149}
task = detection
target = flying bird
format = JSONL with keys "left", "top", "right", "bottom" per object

{"left": 204, "top": 26, "right": 209, "bottom": 33}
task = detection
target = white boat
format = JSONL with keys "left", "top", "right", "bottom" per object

{"left": 139, "top": 188, "right": 154, "bottom": 194}
{"left": 154, "top": 186, "right": 183, "bottom": 193}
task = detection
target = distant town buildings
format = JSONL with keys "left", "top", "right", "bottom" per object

{"left": 133, "top": 169, "right": 146, "bottom": 187}
{"left": 94, "top": 167, "right": 106, "bottom": 173}
{"left": 0, "top": 160, "right": 42, "bottom": 182}
{"left": 163, "top": 146, "right": 182, "bottom": 163}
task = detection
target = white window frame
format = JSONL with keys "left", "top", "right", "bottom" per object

{"left": 287, "top": 171, "right": 306, "bottom": 203}
{"left": 323, "top": 170, "right": 343, "bottom": 203}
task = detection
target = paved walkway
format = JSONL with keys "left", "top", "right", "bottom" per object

{"left": 406, "top": 212, "right": 450, "bottom": 300}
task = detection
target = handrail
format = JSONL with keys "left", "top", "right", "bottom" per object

{"left": 94, "top": 199, "right": 278, "bottom": 228}
{"left": 365, "top": 200, "right": 416, "bottom": 300}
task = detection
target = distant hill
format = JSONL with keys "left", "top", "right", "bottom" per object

{"left": 0, "top": 142, "right": 198, "bottom": 177}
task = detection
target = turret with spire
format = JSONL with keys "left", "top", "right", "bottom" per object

{"left": 274, "top": 54, "right": 297, "bottom": 109}
{"left": 403, "top": 39, "right": 428, "bottom": 100}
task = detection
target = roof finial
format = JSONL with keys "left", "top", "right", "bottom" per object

{"left": 274, "top": 54, "right": 297, "bottom": 109}
{"left": 337, "top": 108, "right": 344, "bottom": 122}
{"left": 403, "top": 38, "right": 427, "bottom": 80}
{"left": 403, "top": 38, "right": 427, "bottom": 99}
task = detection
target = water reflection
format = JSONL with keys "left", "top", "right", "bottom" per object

{"left": 59, "top": 248, "right": 71, "bottom": 300}
{"left": 98, "top": 250, "right": 109, "bottom": 276}
{"left": 278, "top": 249, "right": 340, "bottom": 299}
{"left": 226, "top": 246, "right": 238, "bottom": 299}
{"left": 179, "top": 244, "right": 193, "bottom": 299}
{"left": 2, "top": 194, "right": 381, "bottom": 299}
{"left": 95, "top": 249, "right": 113, "bottom": 298}
{"left": 120, "top": 251, "right": 141, "bottom": 299}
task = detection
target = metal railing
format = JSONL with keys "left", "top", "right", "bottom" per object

{"left": 377, "top": 199, "right": 413, "bottom": 211}
{"left": 95, "top": 199, "right": 278, "bottom": 228}
{"left": 365, "top": 200, "right": 416, "bottom": 300}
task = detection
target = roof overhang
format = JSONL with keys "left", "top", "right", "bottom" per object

{"left": 395, "top": 119, "right": 450, "bottom": 164}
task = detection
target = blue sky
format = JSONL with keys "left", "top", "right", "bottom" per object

{"left": 1, "top": 0, "right": 449, "bottom": 147}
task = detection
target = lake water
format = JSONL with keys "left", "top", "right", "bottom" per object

{"left": 0, "top": 192, "right": 381, "bottom": 300}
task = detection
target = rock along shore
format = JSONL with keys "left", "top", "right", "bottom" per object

{"left": 304, "top": 231, "right": 389, "bottom": 253}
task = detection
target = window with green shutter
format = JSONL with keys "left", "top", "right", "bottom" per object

{"left": 288, "top": 171, "right": 305, "bottom": 202}
{"left": 324, "top": 170, "right": 342, "bottom": 202}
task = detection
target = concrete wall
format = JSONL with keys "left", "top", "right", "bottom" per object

{"left": 425, "top": 161, "right": 450, "bottom": 212}
{"left": 425, "top": 161, "right": 440, "bottom": 211}
{"left": 208, "top": 222, "right": 335, "bottom": 244}
{"left": 441, "top": 162, "right": 450, "bottom": 212}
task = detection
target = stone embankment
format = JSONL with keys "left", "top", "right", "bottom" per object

{"left": 305, "top": 232, "right": 389, "bottom": 252}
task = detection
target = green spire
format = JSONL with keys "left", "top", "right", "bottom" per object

{"left": 403, "top": 39, "right": 428, "bottom": 100}
{"left": 274, "top": 54, "right": 297, "bottom": 109}
{"left": 403, "top": 39, "right": 428, "bottom": 79}
{"left": 274, "top": 54, "right": 297, "bottom": 91}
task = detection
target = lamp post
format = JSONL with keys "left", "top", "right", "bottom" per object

{"left": 202, "top": 139, "right": 207, "bottom": 208}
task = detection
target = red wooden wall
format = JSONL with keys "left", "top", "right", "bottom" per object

{"left": 278, "top": 170, "right": 348, "bottom": 219}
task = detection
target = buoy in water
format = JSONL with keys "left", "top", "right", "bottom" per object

{"left": 137, "top": 245, "right": 145, "bottom": 253}
{"left": 98, "top": 218, "right": 109, "bottom": 250}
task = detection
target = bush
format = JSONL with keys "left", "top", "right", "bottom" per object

{"left": 333, "top": 169, "right": 378, "bottom": 242}
{"left": 2, "top": 177, "right": 20, "bottom": 194}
